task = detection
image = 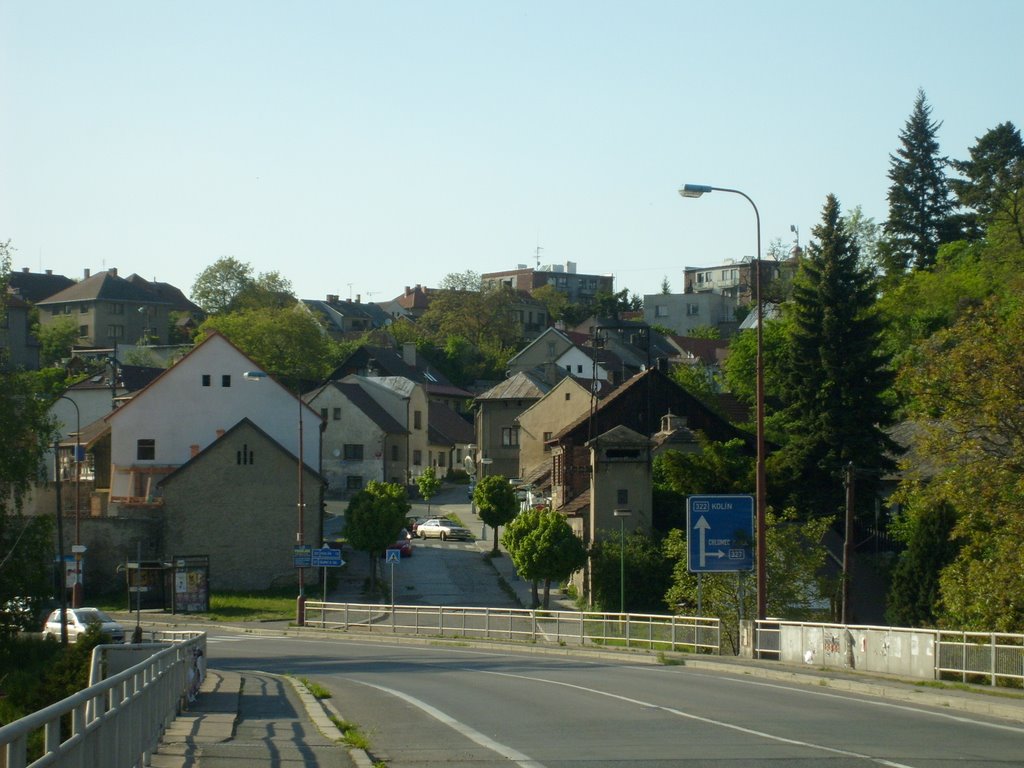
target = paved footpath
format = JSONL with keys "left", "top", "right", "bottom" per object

{"left": 150, "top": 667, "right": 364, "bottom": 768}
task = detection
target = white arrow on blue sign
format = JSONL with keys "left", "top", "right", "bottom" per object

{"left": 310, "top": 546, "right": 344, "bottom": 568}
{"left": 686, "top": 495, "right": 754, "bottom": 573}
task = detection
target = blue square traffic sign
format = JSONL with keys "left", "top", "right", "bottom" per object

{"left": 686, "top": 495, "right": 754, "bottom": 573}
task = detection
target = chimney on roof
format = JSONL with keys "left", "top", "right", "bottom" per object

{"left": 21, "top": 267, "right": 29, "bottom": 273}
{"left": 109, "top": 267, "right": 117, "bottom": 277}
{"left": 326, "top": 294, "right": 338, "bottom": 303}
{"left": 355, "top": 294, "right": 361, "bottom": 303}
{"left": 45, "top": 269, "right": 52, "bottom": 275}
{"left": 402, "top": 342, "right": 416, "bottom": 367}
{"left": 84, "top": 268, "right": 91, "bottom": 279}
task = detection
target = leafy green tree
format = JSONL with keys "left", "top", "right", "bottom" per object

{"left": 589, "top": 530, "right": 671, "bottom": 613}
{"left": 191, "top": 257, "right": 295, "bottom": 314}
{"left": 664, "top": 509, "right": 833, "bottom": 652}
{"left": 950, "top": 121, "right": 1024, "bottom": 247}
{"left": 898, "top": 296, "right": 1024, "bottom": 630}
{"left": 531, "top": 284, "right": 570, "bottom": 324}
{"left": 344, "top": 481, "right": 411, "bottom": 591}
{"left": 190, "top": 257, "right": 254, "bottom": 314}
{"left": 415, "top": 466, "right": 442, "bottom": 516}
{"left": 473, "top": 474, "right": 518, "bottom": 556}
{"left": 196, "top": 307, "right": 340, "bottom": 390}
{"left": 843, "top": 204, "right": 883, "bottom": 276}
{"left": 772, "top": 195, "right": 898, "bottom": 520}
{"left": 652, "top": 439, "right": 753, "bottom": 533}
{"left": 882, "top": 89, "right": 956, "bottom": 274}
{"left": 885, "top": 491, "right": 959, "bottom": 628}
{"left": 35, "top": 317, "right": 80, "bottom": 367}
{"left": 440, "top": 270, "right": 481, "bottom": 291}
{"left": 502, "top": 508, "right": 587, "bottom": 608}
{"left": 660, "top": 276, "right": 671, "bottom": 294}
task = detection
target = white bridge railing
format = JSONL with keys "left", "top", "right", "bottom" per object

{"left": 0, "top": 631, "right": 205, "bottom": 768}
{"left": 304, "top": 601, "right": 720, "bottom": 654}
{"left": 750, "top": 620, "right": 1024, "bottom": 687}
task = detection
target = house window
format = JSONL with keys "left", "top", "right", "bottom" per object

{"left": 413, "top": 450, "right": 422, "bottom": 466}
{"left": 236, "top": 443, "right": 255, "bottom": 465}
{"left": 333, "top": 407, "right": 342, "bottom": 421}
{"left": 137, "top": 439, "right": 155, "bottom": 461}
{"left": 543, "top": 431, "right": 553, "bottom": 452}
{"left": 547, "top": 342, "right": 556, "bottom": 355}
{"left": 565, "top": 364, "right": 571, "bottom": 372}
{"left": 343, "top": 444, "right": 363, "bottom": 460}
{"left": 576, "top": 364, "right": 583, "bottom": 374}
{"left": 565, "top": 392, "right": 571, "bottom": 401}
{"left": 502, "top": 427, "right": 519, "bottom": 447}
{"left": 437, "top": 453, "right": 446, "bottom": 467}
{"left": 414, "top": 410, "right": 422, "bottom": 429}
{"left": 391, "top": 444, "right": 399, "bottom": 461}
{"left": 106, "top": 325, "right": 124, "bottom": 339}
{"left": 51, "top": 307, "right": 61, "bottom": 316}
{"left": 617, "top": 489, "right": 628, "bottom": 505}
{"left": 221, "top": 375, "right": 231, "bottom": 387}
{"left": 346, "top": 475, "right": 363, "bottom": 491}
{"left": 687, "top": 304, "right": 700, "bottom": 316}
{"left": 110, "top": 303, "right": 125, "bottom": 315}
{"left": 80, "top": 303, "right": 88, "bottom": 314}
{"left": 655, "top": 305, "right": 669, "bottom": 318}
{"left": 320, "top": 408, "right": 328, "bottom": 421}
{"left": 78, "top": 325, "right": 88, "bottom": 338}
{"left": 202, "top": 374, "right": 211, "bottom": 387}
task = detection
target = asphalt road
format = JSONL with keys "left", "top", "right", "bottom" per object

{"left": 205, "top": 630, "right": 1024, "bottom": 767}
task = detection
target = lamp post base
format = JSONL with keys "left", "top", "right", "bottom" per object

{"left": 296, "top": 594, "right": 306, "bottom": 626}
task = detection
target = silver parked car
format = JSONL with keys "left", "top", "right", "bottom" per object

{"left": 416, "top": 517, "right": 474, "bottom": 541}
{"left": 43, "top": 608, "right": 125, "bottom": 643}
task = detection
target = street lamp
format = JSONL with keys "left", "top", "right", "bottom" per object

{"left": 55, "top": 395, "right": 84, "bottom": 608}
{"left": 613, "top": 509, "right": 631, "bottom": 614}
{"left": 679, "top": 183, "right": 767, "bottom": 621}
{"left": 244, "top": 370, "right": 307, "bottom": 625}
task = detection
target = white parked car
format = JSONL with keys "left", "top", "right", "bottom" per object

{"left": 416, "top": 518, "right": 474, "bottom": 541}
{"left": 43, "top": 608, "right": 125, "bottom": 643}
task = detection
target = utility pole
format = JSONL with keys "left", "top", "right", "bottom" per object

{"left": 841, "top": 462, "right": 855, "bottom": 624}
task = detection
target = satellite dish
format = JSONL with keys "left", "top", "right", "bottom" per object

{"left": 332, "top": 448, "right": 341, "bottom": 458}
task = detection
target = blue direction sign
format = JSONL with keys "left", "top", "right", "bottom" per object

{"left": 311, "top": 546, "right": 344, "bottom": 568}
{"left": 686, "top": 495, "right": 754, "bottom": 573}
{"left": 293, "top": 545, "right": 312, "bottom": 569}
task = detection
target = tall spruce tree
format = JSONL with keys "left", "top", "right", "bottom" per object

{"left": 771, "top": 195, "right": 898, "bottom": 519}
{"left": 882, "top": 89, "right": 955, "bottom": 274}
{"left": 950, "top": 121, "right": 1024, "bottom": 247}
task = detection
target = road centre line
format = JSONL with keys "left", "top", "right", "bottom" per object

{"left": 476, "top": 669, "right": 915, "bottom": 768}
{"left": 350, "top": 679, "right": 546, "bottom": 768}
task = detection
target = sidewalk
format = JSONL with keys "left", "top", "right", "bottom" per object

{"left": 150, "top": 668, "right": 368, "bottom": 768}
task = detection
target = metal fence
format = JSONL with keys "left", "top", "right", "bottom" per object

{"left": 936, "top": 631, "right": 1024, "bottom": 686}
{"left": 0, "top": 632, "right": 206, "bottom": 768}
{"left": 305, "top": 601, "right": 720, "bottom": 654}
{"left": 750, "top": 620, "right": 1024, "bottom": 687}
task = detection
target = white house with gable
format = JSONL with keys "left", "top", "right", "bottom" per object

{"left": 105, "top": 332, "right": 322, "bottom": 505}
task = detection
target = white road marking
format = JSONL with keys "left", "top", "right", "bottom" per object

{"left": 350, "top": 679, "right": 546, "bottom": 768}
{"left": 478, "top": 669, "right": 917, "bottom": 768}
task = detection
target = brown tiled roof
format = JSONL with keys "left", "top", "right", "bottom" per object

{"left": 474, "top": 371, "right": 550, "bottom": 401}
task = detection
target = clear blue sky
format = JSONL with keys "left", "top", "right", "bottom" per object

{"left": 2, "top": 2, "right": 1020, "bottom": 303}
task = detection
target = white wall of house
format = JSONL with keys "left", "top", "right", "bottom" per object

{"left": 555, "top": 347, "right": 610, "bottom": 381}
{"left": 643, "top": 292, "right": 737, "bottom": 336}
{"left": 107, "top": 334, "right": 321, "bottom": 499}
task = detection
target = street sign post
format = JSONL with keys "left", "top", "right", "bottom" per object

{"left": 293, "top": 545, "right": 312, "bottom": 569}
{"left": 686, "top": 495, "right": 754, "bottom": 573}
{"left": 311, "top": 546, "right": 343, "bottom": 568}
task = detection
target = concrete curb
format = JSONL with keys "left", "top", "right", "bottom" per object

{"left": 283, "top": 675, "right": 375, "bottom": 768}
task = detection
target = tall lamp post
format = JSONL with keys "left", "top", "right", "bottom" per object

{"left": 244, "top": 370, "right": 307, "bottom": 625}
{"left": 55, "top": 395, "right": 83, "bottom": 608}
{"left": 613, "top": 509, "right": 631, "bottom": 614}
{"left": 679, "top": 183, "right": 767, "bottom": 621}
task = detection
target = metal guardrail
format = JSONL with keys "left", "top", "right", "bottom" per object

{"left": 752, "top": 620, "right": 1024, "bottom": 687}
{"left": 0, "top": 632, "right": 206, "bottom": 768}
{"left": 304, "top": 601, "right": 720, "bottom": 654}
{"left": 936, "top": 630, "right": 1024, "bottom": 686}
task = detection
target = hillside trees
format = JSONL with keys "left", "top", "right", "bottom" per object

{"left": 882, "top": 89, "right": 956, "bottom": 274}
{"left": 949, "top": 121, "right": 1024, "bottom": 247}
{"left": 895, "top": 293, "right": 1024, "bottom": 630}
{"left": 772, "top": 195, "right": 898, "bottom": 520}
